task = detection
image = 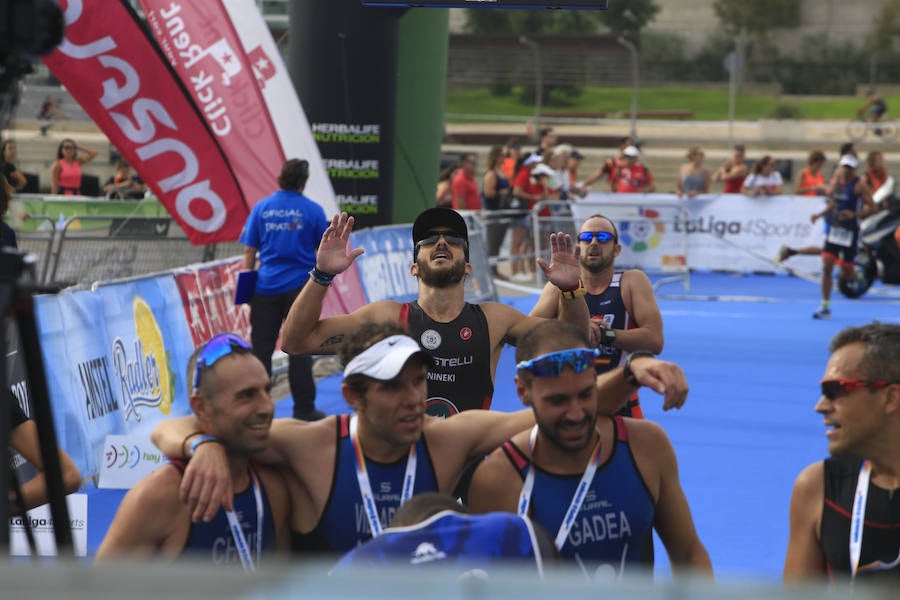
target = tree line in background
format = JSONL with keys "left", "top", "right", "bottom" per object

{"left": 462, "top": 0, "right": 900, "bottom": 102}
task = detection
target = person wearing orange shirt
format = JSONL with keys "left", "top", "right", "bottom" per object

{"left": 779, "top": 151, "right": 836, "bottom": 264}
{"left": 864, "top": 151, "right": 891, "bottom": 208}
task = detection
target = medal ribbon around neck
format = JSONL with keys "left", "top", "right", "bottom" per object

{"left": 517, "top": 424, "right": 603, "bottom": 550}
{"left": 349, "top": 414, "right": 417, "bottom": 537}
{"left": 224, "top": 468, "right": 263, "bottom": 573}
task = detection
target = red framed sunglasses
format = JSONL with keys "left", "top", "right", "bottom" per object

{"left": 820, "top": 378, "right": 891, "bottom": 400}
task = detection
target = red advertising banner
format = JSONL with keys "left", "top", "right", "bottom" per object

{"left": 42, "top": 0, "right": 248, "bottom": 244}
{"left": 139, "top": 0, "right": 287, "bottom": 209}
{"left": 174, "top": 260, "right": 252, "bottom": 347}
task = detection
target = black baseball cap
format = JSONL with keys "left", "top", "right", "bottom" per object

{"left": 412, "top": 207, "right": 469, "bottom": 246}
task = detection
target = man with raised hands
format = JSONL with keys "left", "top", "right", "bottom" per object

{"left": 281, "top": 208, "right": 590, "bottom": 417}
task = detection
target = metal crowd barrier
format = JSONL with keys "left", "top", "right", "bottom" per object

{"left": 16, "top": 214, "right": 244, "bottom": 288}
{"left": 15, "top": 215, "right": 57, "bottom": 284}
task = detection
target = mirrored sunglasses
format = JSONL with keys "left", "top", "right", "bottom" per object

{"left": 416, "top": 232, "right": 467, "bottom": 249}
{"left": 193, "top": 333, "right": 252, "bottom": 392}
{"left": 516, "top": 348, "right": 600, "bottom": 377}
{"left": 820, "top": 378, "right": 890, "bottom": 401}
{"left": 578, "top": 231, "right": 615, "bottom": 244}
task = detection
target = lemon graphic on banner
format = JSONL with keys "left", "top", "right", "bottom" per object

{"left": 133, "top": 296, "right": 174, "bottom": 415}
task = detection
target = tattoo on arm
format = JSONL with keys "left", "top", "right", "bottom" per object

{"left": 320, "top": 335, "right": 345, "bottom": 348}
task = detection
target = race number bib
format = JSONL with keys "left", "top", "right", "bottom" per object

{"left": 826, "top": 226, "right": 854, "bottom": 247}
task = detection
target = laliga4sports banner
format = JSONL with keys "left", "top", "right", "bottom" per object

{"left": 43, "top": 0, "right": 249, "bottom": 244}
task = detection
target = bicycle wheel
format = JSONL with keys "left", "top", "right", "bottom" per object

{"left": 846, "top": 118, "right": 868, "bottom": 141}
{"left": 876, "top": 119, "right": 897, "bottom": 141}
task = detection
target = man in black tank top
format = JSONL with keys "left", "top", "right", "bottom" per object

{"left": 784, "top": 322, "right": 900, "bottom": 583}
{"left": 530, "top": 214, "right": 665, "bottom": 419}
{"left": 281, "top": 208, "right": 591, "bottom": 414}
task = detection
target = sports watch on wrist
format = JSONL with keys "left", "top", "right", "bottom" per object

{"left": 600, "top": 327, "right": 617, "bottom": 346}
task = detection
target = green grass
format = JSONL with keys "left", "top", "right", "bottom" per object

{"left": 445, "top": 86, "right": 877, "bottom": 121}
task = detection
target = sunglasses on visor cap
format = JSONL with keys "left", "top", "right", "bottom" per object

{"left": 193, "top": 333, "right": 252, "bottom": 393}
{"left": 578, "top": 231, "right": 615, "bottom": 244}
{"left": 820, "top": 378, "right": 891, "bottom": 401}
{"left": 516, "top": 348, "right": 600, "bottom": 377}
{"left": 415, "top": 231, "right": 467, "bottom": 249}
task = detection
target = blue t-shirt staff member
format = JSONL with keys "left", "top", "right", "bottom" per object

{"left": 239, "top": 159, "right": 329, "bottom": 421}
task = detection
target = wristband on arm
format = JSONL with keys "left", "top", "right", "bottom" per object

{"left": 181, "top": 431, "right": 204, "bottom": 459}
{"left": 622, "top": 350, "right": 655, "bottom": 388}
{"left": 189, "top": 434, "right": 222, "bottom": 457}
{"left": 309, "top": 266, "right": 335, "bottom": 287}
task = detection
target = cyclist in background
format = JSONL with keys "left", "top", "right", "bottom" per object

{"left": 858, "top": 88, "right": 888, "bottom": 126}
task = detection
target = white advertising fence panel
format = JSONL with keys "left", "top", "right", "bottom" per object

{"left": 572, "top": 193, "right": 826, "bottom": 274}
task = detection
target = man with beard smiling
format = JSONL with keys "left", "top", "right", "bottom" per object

{"left": 281, "top": 208, "right": 590, "bottom": 417}
{"left": 530, "top": 214, "right": 663, "bottom": 418}
{"left": 468, "top": 320, "right": 712, "bottom": 580}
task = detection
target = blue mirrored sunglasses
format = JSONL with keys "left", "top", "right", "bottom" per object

{"left": 578, "top": 231, "right": 615, "bottom": 244}
{"left": 193, "top": 333, "right": 252, "bottom": 392}
{"left": 516, "top": 348, "right": 600, "bottom": 377}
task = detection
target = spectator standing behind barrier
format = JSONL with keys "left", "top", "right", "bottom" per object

{"left": 778, "top": 150, "right": 829, "bottom": 264}
{"left": 37, "top": 96, "right": 67, "bottom": 136}
{"left": 1, "top": 140, "right": 27, "bottom": 191}
{"left": 530, "top": 214, "right": 664, "bottom": 420}
{"left": 864, "top": 150, "right": 892, "bottom": 208}
{"left": 8, "top": 395, "right": 82, "bottom": 515}
{"left": 510, "top": 153, "right": 546, "bottom": 282}
{"left": 482, "top": 145, "right": 511, "bottom": 278}
{"left": 795, "top": 150, "right": 828, "bottom": 196}
{"left": 331, "top": 492, "right": 556, "bottom": 576}
{"left": 547, "top": 144, "right": 574, "bottom": 200}
{"left": 713, "top": 144, "right": 748, "bottom": 193}
{"left": 50, "top": 138, "right": 97, "bottom": 196}
{"left": 611, "top": 145, "right": 655, "bottom": 193}
{"left": 783, "top": 322, "right": 900, "bottom": 584}
{"left": 435, "top": 164, "right": 457, "bottom": 208}
{"left": 676, "top": 146, "right": 710, "bottom": 198}
{"left": 468, "top": 320, "right": 710, "bottom": 579}
{"left": 813, "top": 155, "right": 877, "bottom": 320}
{"left": 451, "top": 153, "right": 481, "bottom": 211}
{"left": 534, "top": 127, "right": 557, "bottom": 157}
{"left": 501, "top": 138, "right": 522, "bottom": 180}
{"left": 96, "top": 334, "right": 291, "bottom": 564}
{"left": 103, "top": 159, "right": 147, "bottom": 200}
{"left": 567, "top": 149, "right": 588, "bottom": 198}
{"left": 740, "top": 155, "right": 783, "bottom": 196}
{"left": 580, "top": 136, "right": 632, "bottom": 190}
{"left": 239, "top": 159, "right": 329, "bottom": 421}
